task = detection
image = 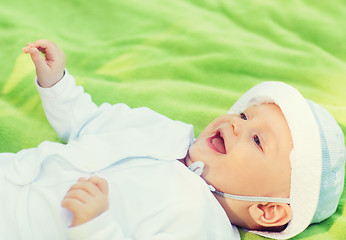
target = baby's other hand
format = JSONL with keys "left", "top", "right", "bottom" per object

{"left": 23, "top": 39, "right": 66, "bottom": 88}
{"left": 62, "top": 176, "right": 109, "bottom": 227}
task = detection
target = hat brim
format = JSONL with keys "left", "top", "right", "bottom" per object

{"left": 228, "top": 81, "right": 322, "bottom": 239}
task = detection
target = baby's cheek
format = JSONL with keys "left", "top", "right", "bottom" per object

{"left": 187, "top": 143, "right": 204, "bottom": 165}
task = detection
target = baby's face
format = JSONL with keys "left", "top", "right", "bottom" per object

{"left": 185, "top": 103, "right": 293, "bottom": 199}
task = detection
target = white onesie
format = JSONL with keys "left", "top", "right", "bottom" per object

{"left": 0, "top": 70, "right": 240, "bottom": 240}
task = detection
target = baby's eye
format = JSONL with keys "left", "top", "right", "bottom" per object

{"left": 240, "top": 112, "right": 247, "bottom": 120}
{"left": 254, "top": 135, "right": 263, "bottom": 150}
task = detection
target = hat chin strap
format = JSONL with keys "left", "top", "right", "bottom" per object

{"left": 188, "top": 161, "right": 290, "bottom": 204}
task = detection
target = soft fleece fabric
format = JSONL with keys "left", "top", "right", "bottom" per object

{"left": 0, "top": 0, "right": 345, "bottom": 239}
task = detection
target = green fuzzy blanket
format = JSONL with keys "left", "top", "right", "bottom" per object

{"left": 0, "top": 0, "right": 345, "bottom": 239}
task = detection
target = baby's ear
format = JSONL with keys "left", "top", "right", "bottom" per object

{"left": 248, "top": 202, "right": 292, "bottom": 228}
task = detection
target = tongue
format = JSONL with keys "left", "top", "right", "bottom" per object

{"left": 212, "top": 137, "right": 226, "bottom": 154}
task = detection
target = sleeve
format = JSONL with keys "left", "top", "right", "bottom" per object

{"left": 36, "top": 69, "right": 125, "bottom": 143}
{"left": 66, "top": 211, "right": 131, "bottom": 240}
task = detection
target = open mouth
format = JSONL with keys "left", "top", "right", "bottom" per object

{"left": 208, "top": 130, "right": 226, "bottom": 154}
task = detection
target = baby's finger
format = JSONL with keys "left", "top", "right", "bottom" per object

{"left": 78, "top": 177, "right": 87, "bottom": 182}
{"left": 23, "top": 43, "right": 36, "bottom": 54}
{"left": 22, "top": 46, "right": 31, "bottom": 54}
{"left": 62, "top": 197, "right": 85, "bottom": 211}
{"left": 69, "top": 181, "right": 100, "bottom": 196}
{"left": 64, "top": 188, "right": 92, "bottom": 204}
{"left": 27, "top": 47, "right": 48, "bottom": 70}
{"left": 88, "top": 176, "right": 109, "bottom": 194}
{"left": 29, "top": 39, "right": 60, "bottom": 62}
{"left": 30, "top": 39, "right": 53, "bottom": 49}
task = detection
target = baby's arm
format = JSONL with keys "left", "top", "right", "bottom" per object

{"left": 23, "top": 39, "right": 65, "bottom": 88}
{"left": 23, "top": 39, "right": 110, "bottom": 142}
{"left": 62, "top": 176, "right": 109, "bottom": 227}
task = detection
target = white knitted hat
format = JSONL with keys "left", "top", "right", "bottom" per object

{"left": 228, "top": 81, "right": 345, "bottom": 239}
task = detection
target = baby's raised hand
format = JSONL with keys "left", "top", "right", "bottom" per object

{"left": 62, "top": 176, "right": 109, "bottom": 227}
{"left": 23, "top": 39, "right": 66, "bottom": 88}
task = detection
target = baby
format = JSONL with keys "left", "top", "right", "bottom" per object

{"left": 1, "top": 39, "right": 341, "bottom": 239}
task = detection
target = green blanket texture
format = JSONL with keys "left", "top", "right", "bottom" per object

{"left": 1, "top": 0, "right": 345, "bottom": 239}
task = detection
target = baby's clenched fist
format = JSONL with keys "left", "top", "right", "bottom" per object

{"left": 23, "top": 39, "right": 66, "bottom": 88}
{"left": 62, "top": 176, "right": 109, "bottom": 227}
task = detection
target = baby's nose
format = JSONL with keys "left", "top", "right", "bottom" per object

{"left": 230, "top": 118, "right": 242, "bottom": 136}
